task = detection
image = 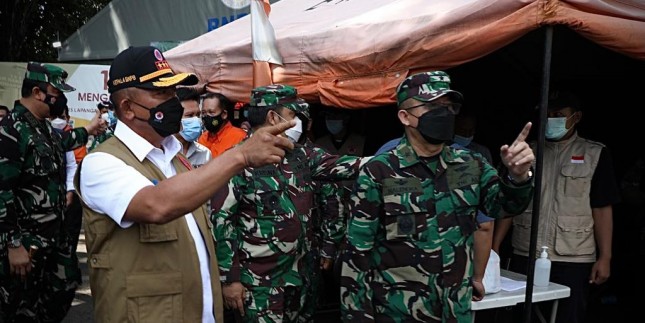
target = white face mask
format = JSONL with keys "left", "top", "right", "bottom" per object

{"left": 51, "top": 118, "right": 67, "bottom": 130}
{"left": 285, "top": 116, "right": 303, "bottom": 143}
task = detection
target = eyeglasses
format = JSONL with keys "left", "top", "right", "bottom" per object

{"left": 404, "top": 102, "right": 461, "bottom": 115}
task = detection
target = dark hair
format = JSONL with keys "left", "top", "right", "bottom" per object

{"left": 0, "top": 105, "right": 9, "bottom": 113}
{"left": 324, "top": 107, "right": 350, "bottom": 120}
{"left": 21, "top": 78, "right": 47, "bottom": 98}
{"left": 97, "top": 100, "right": 113, "bottom": 111}
{"left": 51, "top": 97, "right": 70, "bottom": 119}
{"left": 548, "top": 90, "right": 581, "bottom": 112}
{"left": 201, "top": 92, "right": 234, "bottom": 115}
{"left": 247, "top": 105, "right": 273, "bottom": 127}
{"left": 176, "top": 87, "right": 201, "bottom": 102}
{"left": 247, "top": 105, "right": 290, "bottom": 128}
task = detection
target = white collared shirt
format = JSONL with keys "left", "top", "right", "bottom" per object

{"left": 186, "top": 141, "right": 212, "bottom": 169}
{"left": 65, "top": 151, "right": 77, "bottom": 191}
{"left": 79, "top": 121, "right": 215, "bottom": 323}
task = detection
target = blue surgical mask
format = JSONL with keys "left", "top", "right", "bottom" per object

{"left": 545, "top": 115, "right": 574, "bottom": 140}
{"left": 453, "top": 134, "right": 473, "bottom": 147}
{"left": 325, "top": 119, "right": 344, "bottom": 135}
{"left": 179, "top": 116, "right": 203, "bottom": 142}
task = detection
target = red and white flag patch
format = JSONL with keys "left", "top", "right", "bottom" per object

{"left": 571, "top": 155, "right": 584, "bottom": 164}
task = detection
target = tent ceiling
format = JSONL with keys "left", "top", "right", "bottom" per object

{"left": 165, "top": 0, "right": 645, "bottom": 108}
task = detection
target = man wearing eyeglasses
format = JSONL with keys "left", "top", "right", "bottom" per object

{"left": 340, "top": 71, "right": 536, "bottom": 322}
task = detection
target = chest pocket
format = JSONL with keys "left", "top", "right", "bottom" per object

{"left": 289, "top": 149, "right": 312, "bottom": 186}
{"left": 561, "top": 164, "right": 592, "bottom": 198}
{"left": 381, "top": 177, "right": 429, "bottom": 240}
{"left": 445, "top": 160, "right": 481, "bottom": 237}
{"left": 252, "top": 165, "right": 289, "bottom": 217}
{"left": 140, "top": 222, "right": 178, "bottom": 243}
{"left": 32, "top": 136, "right": 58, "bottom": 175}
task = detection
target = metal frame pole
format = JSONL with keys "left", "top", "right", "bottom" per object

{"left": 522, "top": 24, "right": 553, "bottom": 323}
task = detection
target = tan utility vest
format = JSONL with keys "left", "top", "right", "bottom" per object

{"left": 73, "top": 137, "right": 224, "bottom": 323}
{"left": 511, "top": 133, "right": 603, "bottom": 263}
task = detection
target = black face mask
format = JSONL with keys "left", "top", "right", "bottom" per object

{"left": 41, "top": 88, "right": 67, "bottom": 117}
{"left": 131, "top": 97, "right": 184, "bottom": 137}
{"left": 413, "top": 108, "right": 455, "bottom": 144}
{"left": 203, "top": 114, "right": 226, "bottom": 134}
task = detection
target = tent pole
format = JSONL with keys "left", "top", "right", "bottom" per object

{"left": 522, "top": 24, "right": 553, "bottom": 323}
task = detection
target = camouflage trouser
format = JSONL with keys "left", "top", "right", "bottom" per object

{"left": 370, "top": 275, "right": 473, "bottom": 323}
{"left": 300, "top": 250, "right": 321, "bottom": 322}
{"left": 0, "top": 235, "right": 81, "bottom": 323}
{"left": 243, "top": 286, "right": 306, "bottom": 323}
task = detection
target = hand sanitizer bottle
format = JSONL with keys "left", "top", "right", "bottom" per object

{"left": 534, "top": 246, "right": 551, "bottom": 287}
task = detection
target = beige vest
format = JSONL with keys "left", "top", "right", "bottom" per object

{"left": 511, "top": 133, "right": 603, "bottom": 263}
{"left": 74, "top": 137, "right": 224, "bottom": 323}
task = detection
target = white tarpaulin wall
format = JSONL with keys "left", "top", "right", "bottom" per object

{"left": 58, "top": 0, "right": 280, "bottom": 62}
{"left": 165, "top": 0, "right": 645, "bottom": 108}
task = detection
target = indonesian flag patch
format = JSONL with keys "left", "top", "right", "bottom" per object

{"left": 571, "top": 155, "right": 584, "bottom": 164}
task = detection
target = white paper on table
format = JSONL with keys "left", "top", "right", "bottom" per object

{"left": 500, "top": 276, "right": 526, "bottom": 291}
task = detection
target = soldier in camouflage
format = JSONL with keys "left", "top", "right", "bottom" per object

{"left": 290, "top": 100, "right": 347, "bottom": 319}
{"left": 213, "top": 84, "right": 368, "bottom": 323}
{"left": 0, "top": 62, "right": 105, "bottom": 322}
{"left": 88, "top": 100, "right": 116, "bottom": 151}
{"left": 340, "top": 71, "right": 535, "bottom": 323}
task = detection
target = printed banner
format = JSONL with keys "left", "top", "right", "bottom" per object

{"left": 0, "top": 62, "right": 110, "bottom": 127}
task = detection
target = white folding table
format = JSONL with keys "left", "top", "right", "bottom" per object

{"left": 471, "top": 269, "right": 571, "bottom": 323}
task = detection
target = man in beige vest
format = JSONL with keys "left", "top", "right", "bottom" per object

{"left": 493, "top": 90, "right": 620, "bottom": 323}
{"left": 74, "top": 46, "right": 294, "bottom": 323}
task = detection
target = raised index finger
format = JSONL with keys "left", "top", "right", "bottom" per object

{"left": 511, "top": 122, "right": 532, "bottom": 148}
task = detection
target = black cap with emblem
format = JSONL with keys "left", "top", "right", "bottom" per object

{"left": 108, "top": 46, "right": 198, "bottom": 93}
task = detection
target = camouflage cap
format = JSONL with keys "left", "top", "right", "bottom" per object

{"left": 249, "top": 84, "right": 309, "bottom": 118}
{"left": 25, "top": 62, "right": 76, "bottom": 92}
{"left": 396, "top": 71, "right": 463, "bottom": 105}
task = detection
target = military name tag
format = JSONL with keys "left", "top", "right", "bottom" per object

{"left": 292, "top": 161, "right": 307, "bottom": 173}
{"left": 383, "top": 177, "right": 423, "bottom": 195}
{"left": 253, "top": 165, "right": 279, "bottom": 177}
{"left": 397, "top": 214, "right": 416, "bottom": 235}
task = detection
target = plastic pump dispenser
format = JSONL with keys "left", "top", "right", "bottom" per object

{"left": 534, "top": 246, "right": 551, "bottom": 287}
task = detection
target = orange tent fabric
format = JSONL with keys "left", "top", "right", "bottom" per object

{"left": 165, "top": 0, "right": 645, "bottom": 109}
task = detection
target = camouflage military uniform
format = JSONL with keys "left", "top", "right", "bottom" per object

{"left": 1, "top": 63, "right": 87, "bottom": 322}
{"left": 0, "top": 99, "right": 87, "bottom": 322}
{"left": 213, "top": 85, "right": 365, "bottom": 323}
{"left": 340, "top": 139, "right": 533, "bottom": 322}
{"left": 340, "top": 72, "right": 534, "bottom": 323}
{"left": 88, "top": 128, "right": 114, "bottom": 151}
{"left": 302, "top": 140, "right": 347, "bottom": 319}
